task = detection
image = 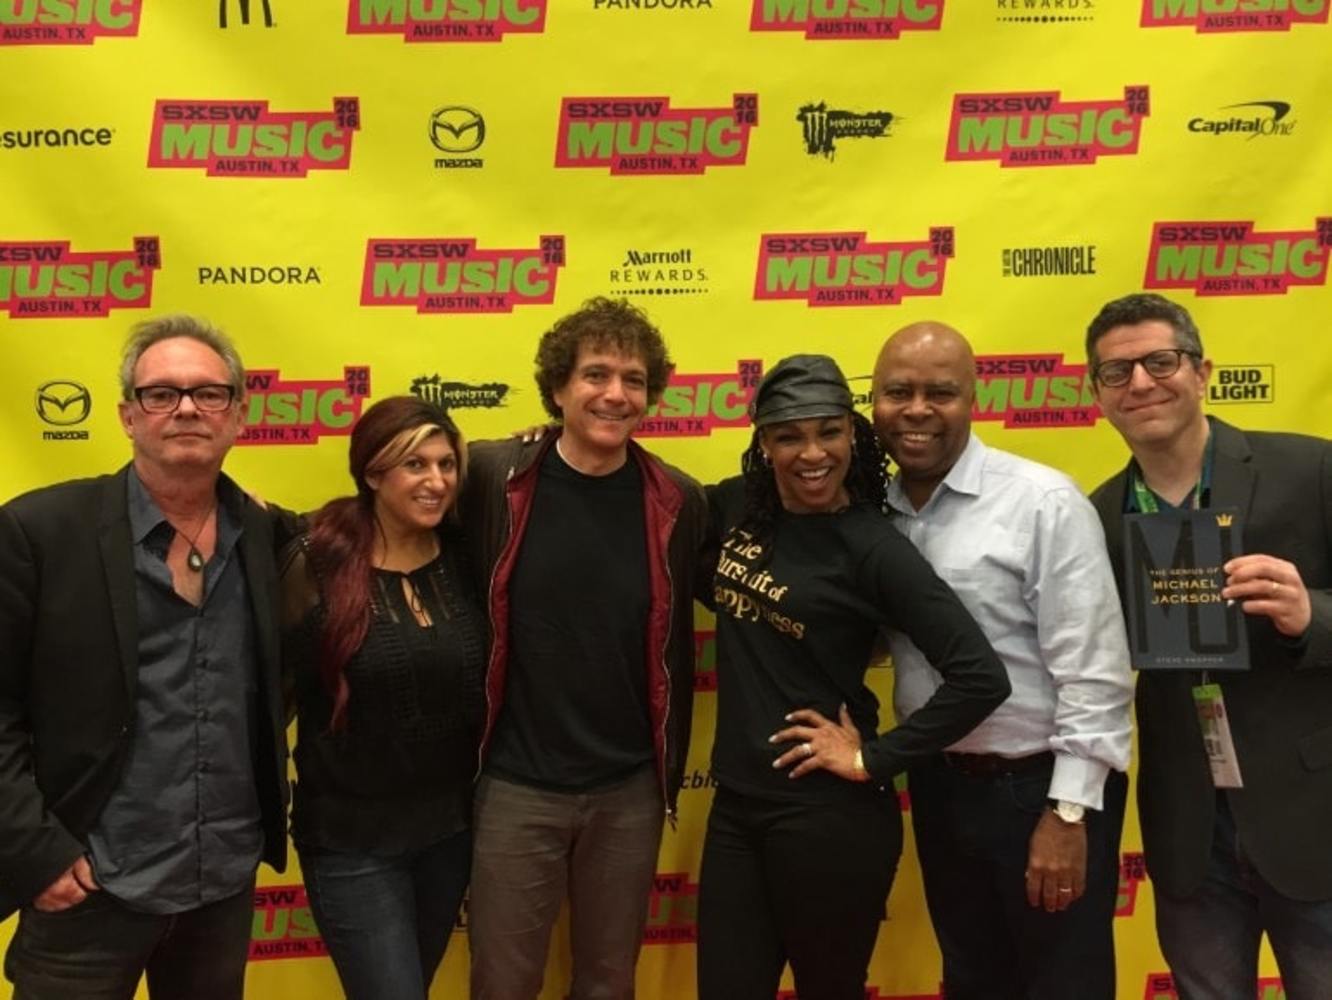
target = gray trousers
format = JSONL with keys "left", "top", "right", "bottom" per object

{"left": 468, "top": 767, "right": 664, "bottom": 1000}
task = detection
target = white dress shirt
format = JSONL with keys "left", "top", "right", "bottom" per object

{"left": 886, "top": 433, "right": 1133, "bottom": 810}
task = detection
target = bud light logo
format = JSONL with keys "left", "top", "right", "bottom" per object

{"left": 0, "top": 0, "right": 141, "bottom": 44}
{"left": 238, "top": 366, "right": 370, "bottom": 445}
{"left": 149, "top": 99, "right": 360, "bottom": 177}
{"left": 639, "top": 361, "right": 762, "bottom": 438}
{"left": 250, "top": 885, "right": 327, "bottom": 961}
{"left": 1145, "top": 218, "right": 1332, "bottom": 295}
{"left": 0, "top": 237, "right": 159, "bottom": 318}
{"left": 361, "top": 236, "right": 564, "bottom": 313}
{"left": 973, "top": 353, "right": 1101, "bottom": 429}
{"left": 346, "top": 0, "right": 548, "bottom": 40}
{"left": 947, "top": 86, "right": 1149, "bottom": 167}
{"left": 1141, "top": 0, "right": 1328, "bottom": 32}
{"left": 755, "top": 228, "right": 952, "bottom": 306}
{"left": 556, "top": 95, "right": 757, "bottom": 175}
{"left": 750, "top": 0, "right": 943, "bottom": 39}
{"left": 643, "top": 872, "right": 698, "bottom": 944}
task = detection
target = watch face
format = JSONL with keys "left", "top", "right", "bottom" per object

{"left": 1054, "top": 801, "right": 1086, "bottom": 823}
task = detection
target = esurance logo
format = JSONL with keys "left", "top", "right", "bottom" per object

{"left": 346, "top": 0, "right": 548, "bottom": 41}
{"left": 556, "top": 95, "right": 757, "bottom": 175}
{"left": 250, "top": 885, "right": 326, "bottom": 961}
{"left": 149, "top": 99, "right": 360, "bottom": 177}
{"left": 639, "top": 360, "right": 762, "bottom": 438}
{"left": 1145, "top": 218, "right": 1332, "bottom": 295}
{"left": 361, "top": 236, "right": 564, "bottom": 313}
{"left": 755, "top": 228, "right": 952, "bottom": 306}
{"left": 974, "top": 353, "right": 1101, "bottom": 428}
{"left": 0, "top": 237, "right": 159, "bottom": 318}
{"left": 238, "top": 366, "right": 370, "bottom": 445}
{"left": 0, "top": 0, "right": 140, "bottom": 44}
{"left": 947, "top": 86, "right": 1149, "bottom": 166}
{"left": 1141, "top": 0, "right": 1328, "bottom": 32}
{"left": 750, "top": 0, "right": 944, "bottom": 38}
{"left": 644, "top": 872, "right": 698, "bottom": 944}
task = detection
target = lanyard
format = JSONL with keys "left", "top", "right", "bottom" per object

{"left": 1129, "top": 421, "right": 1216, "bottom": 514}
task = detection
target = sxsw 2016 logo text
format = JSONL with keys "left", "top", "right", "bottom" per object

{"left": 239, "top": 367, "right": 370, "bottom": 445}
{"left": 361, "top": 237, "right": 564, "bottom": 313}
{"left": 947, "top": 86, "right": 1149, "bottom": 167}
{"left": 638, "top": 361, "right": 762, "bottom": 438}
{"left": 347, "top": 0, "right": 547, "bottom": 41}
{"left": 0, "top": 238, "right": 159, "bottom": 318}
{"left": 1145, "top": 219, "right": 1332, "bottom": 295}
{"left": 251, "top": 885, "right": 326, "bottom": 961}
{"left": 750, "top": 0, "right": 943, "bottom": 38}
{"left": 0, "top": 0, "right": 140, "bottom": 44}
{"left": 1142, "top": 973, "right": 1286, "bottom": 999}
{"left": 644, "top": 872, "right": 698, "bottom": 944}
{"left": 755, "top": 228, "right": 952, "bottom": 306}
{"left": 556, "top": 95, "right": 757, "bottom": 175}
{"left": 1141, "top": 0, "right": 1327, "bottom": 32}
{"left": 973, "top": 353, "right": 1101, "bottom": 428}
{"left": 149, "top": 99, "right": 360, "bottom": 177}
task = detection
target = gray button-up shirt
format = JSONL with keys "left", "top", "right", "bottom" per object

{"left": 86, "top": 470, "right": 262, "bottom": 913}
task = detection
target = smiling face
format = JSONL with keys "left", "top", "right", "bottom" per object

{"left": 366, "top": 432, "right": 458, "bottom": 539}
{"left": 117, "top": 335, "right": 243, "bottom": 478}
{"left": 872, "top": 324, "right": 974, "bottom": 507}
{"left": 1092, "top": 319, "right": 1211, "bottom": 450}
{"left": 552, "top": 342, "right": 648, "bottom": 471}
{"left": 761, "top": 414, "right": 853, "bottom": 514}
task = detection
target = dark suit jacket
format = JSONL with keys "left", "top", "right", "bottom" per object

{"left": 1091, "top": 419, "right": 1332, "bottom": 901}
{"left": 0, "top": 464, "right": 290, "bottom": 919}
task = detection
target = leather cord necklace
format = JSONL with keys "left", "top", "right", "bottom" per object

{"left": 171, "top": 503, "right": 216, "bottom": 572}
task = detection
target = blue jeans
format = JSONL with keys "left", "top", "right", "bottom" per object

{"left": 299, "top": 829, "right": 471, "bottom": 1000}
{"left": 1156, "top": 794, "right": 1332, "bottom": 1000}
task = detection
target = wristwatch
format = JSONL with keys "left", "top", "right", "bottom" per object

{"left": 852, "top": 749, "right": 870, "bottom": 782}
{"left": 1051, "top": 800, "right": 1086, "bottom": 824}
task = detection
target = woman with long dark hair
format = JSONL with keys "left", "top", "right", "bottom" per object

{"left": 697, "top": 355, "right": 1010, "bottom": 1000}
{"left": 280, "top": 395, "right": 485, "bottom": 1000}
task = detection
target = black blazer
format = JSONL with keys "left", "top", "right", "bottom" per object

{"left": 1091, "top": 419, "right": 1332, "bottom": 900}
{"left": 0, "top": 464, "right": 290, "bottom": 919}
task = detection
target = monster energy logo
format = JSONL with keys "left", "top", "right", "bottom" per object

{"left": 797, "top": 102, "right": 895, "bottom": 159}
{"left": 409, "top": 375, "right": 511, "bottom": 409}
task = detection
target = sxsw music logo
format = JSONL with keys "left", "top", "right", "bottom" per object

{"left": 148, "top": 99, "right": 360, "bottom": 177}
{"left": 238, "top": 366, "right": 370, "bottom": 445}
{"left": 755, "top": 228, "right": 952, "bottom": 306}
{"left": 643, "top": 872, "right": 698, "bottom": 944}
{"left": 1141, "top": 0, "right": 1328, "bottom": 32}
{"left": 750, "top": 0, "right": 944, "bottom": 38}
{"left": 250, "top": 885, "right": 326, "bottom": 961}
{"left": 556, "top": 95, "right": 758, "bottom": 175}
{"left": 1145, "top": 218, "right": 1332, "bottom": 296}
{"left": 694, "top": 630, "right": 717, "bottom": 691}
{"left": 0, "top": 0, "right": 141, "bottom": 44}
{"left": 361, "top": 236, "right": 564, "bottom": 313}
{"left": 947, "top": 86, "right": 1149, "bottom": 167}
{"left": 638, "top": 361, "right": 762, "bottom": 438}
{"left": 973, "top": 353, "right": 1101, "bottom": 428}
{"left": 346, "top": 0, "right": 548, "bottom": 41}
{"left": 1117, "top": 851, "right": 1147, "bottom": 916}
{"left": 1142, "top": 973, "right": 1286, "bottom": 999}
{"left": 1210, "top": 365, "right": 1275, "bottom": 403}
{"left": 0, "top": 238, "right": 159, "bottom": 318}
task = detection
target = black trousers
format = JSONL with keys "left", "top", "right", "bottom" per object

{"left": 4, "top": 882, "right": 255, "bottom": 1000}
{"left": 696, "top": 783, "right": 902, "bottom": 1000}
{"left": 909, "top": 755, "right": 1128, "bottom": 1000}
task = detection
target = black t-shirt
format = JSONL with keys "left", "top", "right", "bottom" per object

{"left": 709, "top": 477, "right": 1005, "bottom": 803}
{"left": 486, "top": 447, "right": 654, "bottom": 790}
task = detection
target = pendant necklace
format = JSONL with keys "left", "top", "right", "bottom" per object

{"left": 174, "top": 503, "right": 216, "bottom": 572}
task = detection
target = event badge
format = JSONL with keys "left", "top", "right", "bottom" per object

{"left": 1192, "top": 683, "right": 1244, "bottom": 788}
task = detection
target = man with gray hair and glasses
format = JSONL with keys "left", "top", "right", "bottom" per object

{"left": 0, "top": 315, "right": 291, "bottom": 1000}
{"left": 1087, "top": 292, "right": 1332, "bottom": 999}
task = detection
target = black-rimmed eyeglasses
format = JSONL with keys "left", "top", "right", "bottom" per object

{"left": 133, "top": 384, "right": 237, "bottom": 413}
{"left": 1092, "top": 349, "right": 1200, "bottom": 388}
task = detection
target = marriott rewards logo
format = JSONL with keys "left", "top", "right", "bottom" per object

{"left": 360, "top": 236, "right": 565, "bottom": 313}
{"left": 555, "top": 95, "right": 758, "bottom": 175}
{"left": 749, "top": 0, "right": 943, "bottom": 38}
{"left": 1141, "top": 0, "right": 1328, "bottom": 32}
{"left": 346, "top": 0, "right": 547, "bottom": 40}
{"left": 946, "top": 87, "right": 1149, "bottom": 167}
{"left": 0, "top": 0, "right": 141, "bottom": 44}
{"left": 1145, "top": 218, "right": 1332, "bottom": 296}
{"left": 149, "top": 99, "right": 360, "bottom": 177}
{"left": 1, "top": 238, "right": 159, "bottom": 318}
{"left": 755, "top": 228, "right": 953, "bottom": 306}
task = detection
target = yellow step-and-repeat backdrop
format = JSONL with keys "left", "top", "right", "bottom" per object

{"left": 2, "top": 1, "right": 1328, "bottom": 998}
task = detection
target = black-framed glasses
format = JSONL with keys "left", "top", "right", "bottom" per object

{"left": 133, "top": 384, "right": 237, "bottom": 413}
{"left": 1092, "top": 349, "right": 1199, "bottom": 388}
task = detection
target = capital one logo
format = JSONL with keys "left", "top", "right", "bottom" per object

{"left": 35, "top": 380, "right": 91, "bottom": 425}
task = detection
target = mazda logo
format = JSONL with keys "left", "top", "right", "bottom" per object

{"left": 430, "top": 106, "right": 485, "bottom": 154}
{"left": 35, "top": 380, "right": 92, "bottom": 426}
